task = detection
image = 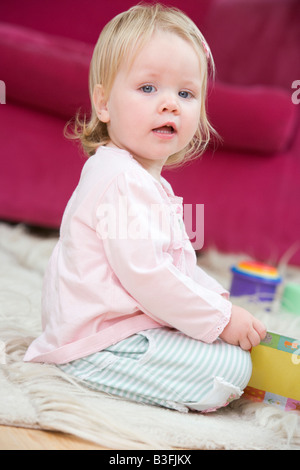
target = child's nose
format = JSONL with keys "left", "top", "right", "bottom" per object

{"left": 158, "top": 93, "right": 180, "bottom": 114}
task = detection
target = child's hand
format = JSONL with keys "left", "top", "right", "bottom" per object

{"left": 219, "top": 304, "right": 267, "bottom": 350}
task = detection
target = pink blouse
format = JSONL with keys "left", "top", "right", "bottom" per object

{"left": 24, "top": 146, "right": 231, "bottom": 364}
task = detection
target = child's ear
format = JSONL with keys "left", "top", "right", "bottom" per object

{"left": 93, "top": 84, "right": 110, "bottom": 123}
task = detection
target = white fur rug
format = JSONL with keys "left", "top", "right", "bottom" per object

{"left": 1, "top": 222, "right": 300, "bottom": 450}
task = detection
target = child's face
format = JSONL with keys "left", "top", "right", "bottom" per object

{"left": 95, "top": 30, "right": 203, "bottom": 179}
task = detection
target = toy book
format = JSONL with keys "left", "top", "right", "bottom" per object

{"left": 244, "top": 331, "right": 300, "bottom": 412}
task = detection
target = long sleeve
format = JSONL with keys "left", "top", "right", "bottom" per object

{"left": 193, "top": 264, "right": 230, "bottom": 299}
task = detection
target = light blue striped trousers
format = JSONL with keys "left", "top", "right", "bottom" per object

{"left": 59, "top": 327, "right": 252, "bottom": 413}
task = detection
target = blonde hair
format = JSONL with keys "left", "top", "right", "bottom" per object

{"left": 67, "top": 3, "right": 216, "bottom": 167}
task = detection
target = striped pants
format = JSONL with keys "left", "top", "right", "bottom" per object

{"left": 59, "top": 327, "right": 252, "bottom": 413}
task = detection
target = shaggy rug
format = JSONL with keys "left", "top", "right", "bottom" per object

{"left": 1, "top": 222, "right": 300, "bottom": 450}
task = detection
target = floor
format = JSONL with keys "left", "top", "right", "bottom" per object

{"left": 0, "top": 425, "right": 107, "bottom": 450}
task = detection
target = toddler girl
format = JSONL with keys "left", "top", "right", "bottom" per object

{"left": 24, "top": 4, "right": 266, "bottom": 413}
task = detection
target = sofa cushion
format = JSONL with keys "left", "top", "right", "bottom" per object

{"left": 0, "top": 0, "right": 213, "bottom": 44}
{"left": 0, "top": 23, "right": 91, "bottom": 119}
{"left": 207, "top": 81, "right": 298, "bottom": 154}
{"left": 202, "top": 0, "right": 300, "bottom": 91}
{"left": 0, "top": 103, "right": 84, "bottom": 227}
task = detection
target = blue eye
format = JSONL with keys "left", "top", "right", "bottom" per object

{"left": 178, "top": 90, "right": 192, "bottom": 99}
{"left": 141, "top": 85, "right": 156, "bottom": 93}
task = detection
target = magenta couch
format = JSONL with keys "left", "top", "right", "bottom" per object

{"left": 0, "top": 0, "right": 299, "bottom": 265}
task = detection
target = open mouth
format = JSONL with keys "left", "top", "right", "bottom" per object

{"left": 152, "top": 124, "right": 176, "bottom": 135}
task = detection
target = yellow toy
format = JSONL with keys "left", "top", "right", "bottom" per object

{"left": 244, "top": 331, "right": 300, "bottom": 412}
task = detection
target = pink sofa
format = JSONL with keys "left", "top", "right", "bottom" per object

{"left": 1, "top": 0, "right": 299, "bottom": 264}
